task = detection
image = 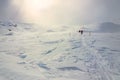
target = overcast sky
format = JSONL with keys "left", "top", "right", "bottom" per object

{"left": 0, "top": 0, "right": 120, "bottom": 25}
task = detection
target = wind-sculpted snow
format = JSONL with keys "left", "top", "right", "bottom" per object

{"left": 37, "top": 62, "right": 50, "bottom": 70}
{"left": 57, "top": 67, "right": 83, "bottom": 71}
{"left": 0, "top": 23, "right": 120, "bottom": 80}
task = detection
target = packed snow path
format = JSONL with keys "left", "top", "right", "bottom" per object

{"left": 81, "top": 35, "right": 113, "bottom": 80}
{"left": 0, "top": 25, "right": 120, "bottom": 80}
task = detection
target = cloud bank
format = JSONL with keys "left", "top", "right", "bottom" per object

{"left": 0, "top": 0, "right": 120, "bottom": 25}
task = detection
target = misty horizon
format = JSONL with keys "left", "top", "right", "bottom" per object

{"left": 0, "top": 0, "right": 120, "bottom": 26}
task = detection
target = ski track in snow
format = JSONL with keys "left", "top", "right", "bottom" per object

{"left": 81, "top": 35, "right": 113, "bottom": 80}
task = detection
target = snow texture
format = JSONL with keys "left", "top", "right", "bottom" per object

{"left": 0, "top": 21, "right": 120, "bottom": 80}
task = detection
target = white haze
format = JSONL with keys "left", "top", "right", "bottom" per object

{"left": 0, "top": 0, "right": 120, "bottom": 26}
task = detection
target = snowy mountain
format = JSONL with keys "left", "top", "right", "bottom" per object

{"left": 0, "top": 21, "right": 120, "bottom": 80}
{"left": 97, "top": 22, "right": 120, "bottom": 33}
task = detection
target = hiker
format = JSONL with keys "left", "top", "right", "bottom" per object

{"left": 14, "top": 24, "right": 17, "bottom": 27}
{"left": 81, "top": 30, "right": 83, "bottom": 35}
{"left": 79, "top": 30, "right": 83, "bottom": 35}
{"left": 8, "top": 29, "right": 12, "bottom": 31}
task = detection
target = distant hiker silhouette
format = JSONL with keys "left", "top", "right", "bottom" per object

{"left": 8, "top": 29, "right": 12, "bottom": 31}
{"left": 79, "top": 30, "right": 83, "bottom": 35}
{"left": 14, "top": 24, "right": 17, "bottom": 27}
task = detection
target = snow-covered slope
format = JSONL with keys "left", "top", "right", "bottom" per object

{"left": 0, "top": 22, "right": 120, "bottom": 80}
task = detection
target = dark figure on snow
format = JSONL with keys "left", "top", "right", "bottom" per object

{"left": 8, "top": 29, "right": 12, "bottom": 31}
{"left": 79, "top": 30, "right": 83, "bottom": 35}
{"left": 14, "top": 24, "right": 17, "bottom": 27}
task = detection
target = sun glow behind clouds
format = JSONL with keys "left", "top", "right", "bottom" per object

{"left": 11, "top": 0, "right": 107, "bottom": 26}
{"left": 23, "top": 0, "right": 54, "bottom": 21}
{"left": 12, "top": 0, "right": 54, "bottom": 23}
{"left": 24, "top": 0, "right": 53, "bottom": 10}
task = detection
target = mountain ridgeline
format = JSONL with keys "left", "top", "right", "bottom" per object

{"left": 97, "top": 22, "right": 120, "bottom": 33}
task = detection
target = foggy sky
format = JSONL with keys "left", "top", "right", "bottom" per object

{"left": 0, "top": 0, "right": 120, "bottom": 25}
